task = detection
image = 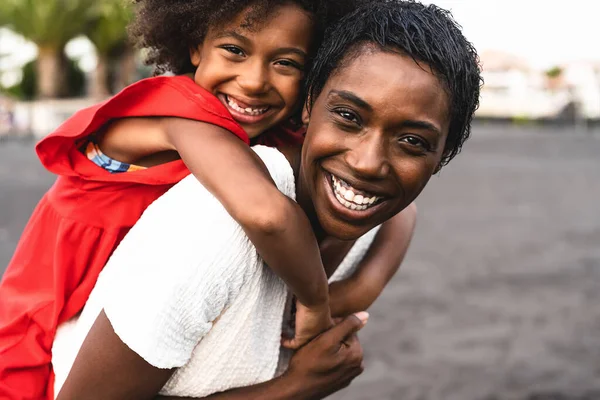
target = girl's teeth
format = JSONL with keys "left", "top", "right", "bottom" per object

{"left": 226, "top": 96, "right": 268, "bottom": 115}
{"left": 331, "top": 175, "right": 380, "bottom": 211}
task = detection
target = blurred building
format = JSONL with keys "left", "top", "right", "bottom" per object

{"left": 478, "top": 50, "right": 600, "bottom": 120}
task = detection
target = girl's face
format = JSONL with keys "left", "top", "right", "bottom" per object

{"left": 299, "top": 48, "right": 451, "bottom": 240}
{"left": 190, "top": 4, "right": 314, "bottom": 138}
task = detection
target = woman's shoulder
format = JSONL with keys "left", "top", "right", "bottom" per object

{"left": 250, "top": 145, "right": 296, "bottom": 200}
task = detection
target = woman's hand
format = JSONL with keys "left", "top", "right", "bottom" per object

{"left": 283, "top": 312, "right": 369, "bottom": 399}
{"left": 158, "top": 312, "right": 369, "bottom": 400}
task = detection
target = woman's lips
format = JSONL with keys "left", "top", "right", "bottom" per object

{"left": 331, "top": 174, "right": 381, "bottom": 211}
{"left": 322, "top": 171, "right": 387, "bottom": 222}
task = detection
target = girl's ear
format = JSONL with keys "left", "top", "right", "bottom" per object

{"left": 189, "top": 45, "right": 203, "bottom": 67}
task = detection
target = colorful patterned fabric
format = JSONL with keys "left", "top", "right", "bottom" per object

{"left": 82, "top": 138, "right": 146, "bottom": 173}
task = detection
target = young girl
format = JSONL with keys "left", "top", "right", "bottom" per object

{"left": 0, "top": 1, "right": 416, "bottom": 398}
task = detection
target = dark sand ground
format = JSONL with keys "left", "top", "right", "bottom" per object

{"left": 1, "top": 124, "right": 599, "bottom": 400}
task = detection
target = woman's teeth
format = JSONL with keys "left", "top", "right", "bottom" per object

{"left": 331, "top": 175, "right": 380, "bottom": 211}
{"left": 226, "top": 96, "right": 269, "bottom": 116}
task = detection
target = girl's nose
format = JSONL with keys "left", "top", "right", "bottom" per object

{"left": 237, "top": 61, "right": 270, "bottom": 95}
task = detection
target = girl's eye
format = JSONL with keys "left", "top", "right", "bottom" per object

{"left": 221, "top": 45, "right": 245, "bottom": 56}
{"left": 399, "top": 135, "right": 430, "bottom": 150}
{"left": 275, "top": 59, "right": 303, "bottom": 70}
{"left": 335, "top": 109, "right": 360, "bottom": 124}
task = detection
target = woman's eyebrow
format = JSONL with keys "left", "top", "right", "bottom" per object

{"left": 401, "top": 120, "right": 442, "bottom": 137}
{"left": 328, "top": 90, "right": 373, "bottom": 111}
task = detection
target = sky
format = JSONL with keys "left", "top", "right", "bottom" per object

{"left": 424, "top": 0, "right": 600, "bottom": 69}
{"left": 1, "top": 0, "right": 599, "bottom": 85}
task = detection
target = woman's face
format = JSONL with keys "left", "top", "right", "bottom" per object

{"left": 299, "top": 48, "right": 451, "bottom": 240}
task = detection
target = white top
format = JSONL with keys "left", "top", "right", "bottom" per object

{"left": 52, "top": 146, "right": 380, "bottom": 398}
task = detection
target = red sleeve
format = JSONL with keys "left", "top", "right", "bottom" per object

{"left": 255, "top": 122, "right": 306, "bottom": 148}
{"left": 35, "top": 75, "right": 249, "bottom": 184}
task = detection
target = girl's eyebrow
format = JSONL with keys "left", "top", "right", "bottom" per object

{"left": 214, "top": 30, "right": 250, "bottom": 44}
{"left": 272, "top": 48, "right": 307, "bottom": 58}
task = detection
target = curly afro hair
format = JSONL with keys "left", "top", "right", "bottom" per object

{"left": 129, "top": 0, "right": 368, "bottom": 75}
{"left": 305, "top": 0, "right": 483, "bottom": 168}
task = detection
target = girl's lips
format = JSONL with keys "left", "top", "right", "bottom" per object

{"left": 218, "top": 94, "right": 275, "bottom": 125}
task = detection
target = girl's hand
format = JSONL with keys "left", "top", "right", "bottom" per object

{"left": 281, "top": 301, "right": 333, "bottom": 349}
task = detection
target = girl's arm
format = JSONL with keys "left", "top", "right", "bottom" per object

{"left": 57, "top": 311, "right": 367, "bottom": 400}
{"left": 99, "top": 117, "right": 331, "bottom": 343}
{"left": 328, "top": 203, "right": 417, "bottom": 318}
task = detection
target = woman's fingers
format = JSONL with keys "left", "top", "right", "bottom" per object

{"left": 322, "top": 311, "right": 369, "bottom": 351}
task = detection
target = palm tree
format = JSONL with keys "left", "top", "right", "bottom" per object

{"left": 85, "top": 0, "right": 132, "bottom": 98}
{"left": 2, "top": 0, "right": 95, "bottom": 98}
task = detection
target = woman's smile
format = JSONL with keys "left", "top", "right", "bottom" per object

{"left": 330, "top": 174, "right": 382, "bottom": 211}
{"left": 319, "top": 168, "right": 390, "bottom": 224}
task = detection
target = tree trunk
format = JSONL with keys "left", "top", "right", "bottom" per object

{"left": 91, "top": 54, "right": 110, "bottom": 99}
{"left": 114, "top": 47, "right": 137, "bottom": 92}
{"left": 36, "top": 47, "right": 61, "bottom": 99}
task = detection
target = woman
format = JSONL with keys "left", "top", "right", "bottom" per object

{"left": 54, "top": 1, "right": 482, "bottom": 398}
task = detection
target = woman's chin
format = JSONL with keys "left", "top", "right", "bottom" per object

{"left": 317, "top": 213, "right": 374, "bottom": 241}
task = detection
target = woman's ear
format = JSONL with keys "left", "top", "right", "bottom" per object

{"left": 301, "top": 100, "right": 311, "bottom": 127}
{"left": 189, "top": 45, "right": 203, "bottom": 67}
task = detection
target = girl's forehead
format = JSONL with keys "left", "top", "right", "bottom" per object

{"left": 214, "top": 3, "right": 313, "bottom": 33}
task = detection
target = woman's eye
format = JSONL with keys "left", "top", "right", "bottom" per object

{"left": 399, "top": 135, "right": 429, "bottom": 150}
{"left": 222, "top": 45, "right": 245, "bottom": 56}
{"left": 335, "top": 109, "right": 360, "bottom": 124}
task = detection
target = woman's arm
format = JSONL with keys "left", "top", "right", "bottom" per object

{"left": 99, "top": 117, "right": 331, "bottom": 345}
{"left": 58, "top": 311, "right": 368, "bottom": 400}
{"left": 328, "top": 203, "right": 417, "bottom": 318}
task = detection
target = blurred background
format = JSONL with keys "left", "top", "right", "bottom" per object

{"left": 0, "top": 1, "right": 599, "bottom": 399}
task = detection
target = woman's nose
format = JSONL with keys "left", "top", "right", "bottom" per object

{"left": 345, "top": 133, "right": 390, "bottom": 178}
{"left": 237, "top": 61, "right": 270, "bottom": 95}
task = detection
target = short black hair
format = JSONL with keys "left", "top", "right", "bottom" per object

{"left": 305, "top": 0, "right": 482, "bottom": 167}
{"left": 129, "top": 0, "right": 367, "bottom": 75}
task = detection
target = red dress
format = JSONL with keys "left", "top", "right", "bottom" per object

{"left": 0, "top": 76, "right": 249, "bottom": 399}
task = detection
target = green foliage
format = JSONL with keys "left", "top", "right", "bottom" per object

{"left": 511, "top": 114, "right": 534, "bottom": 126}
{"left": 2, "top": 0, "right": 96, "bottom": 48}
{"left": 545, "top": 66, "right": 563, "bottom": 78}
{"left": 86, "top": 0, "right": 132, "bottom": 56}
{"left": 2, "top": 0, "right": 133, "bottom": 98}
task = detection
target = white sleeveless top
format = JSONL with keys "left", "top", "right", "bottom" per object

{"left": 52, "top": 146, "right": 379, "bottom": 398}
